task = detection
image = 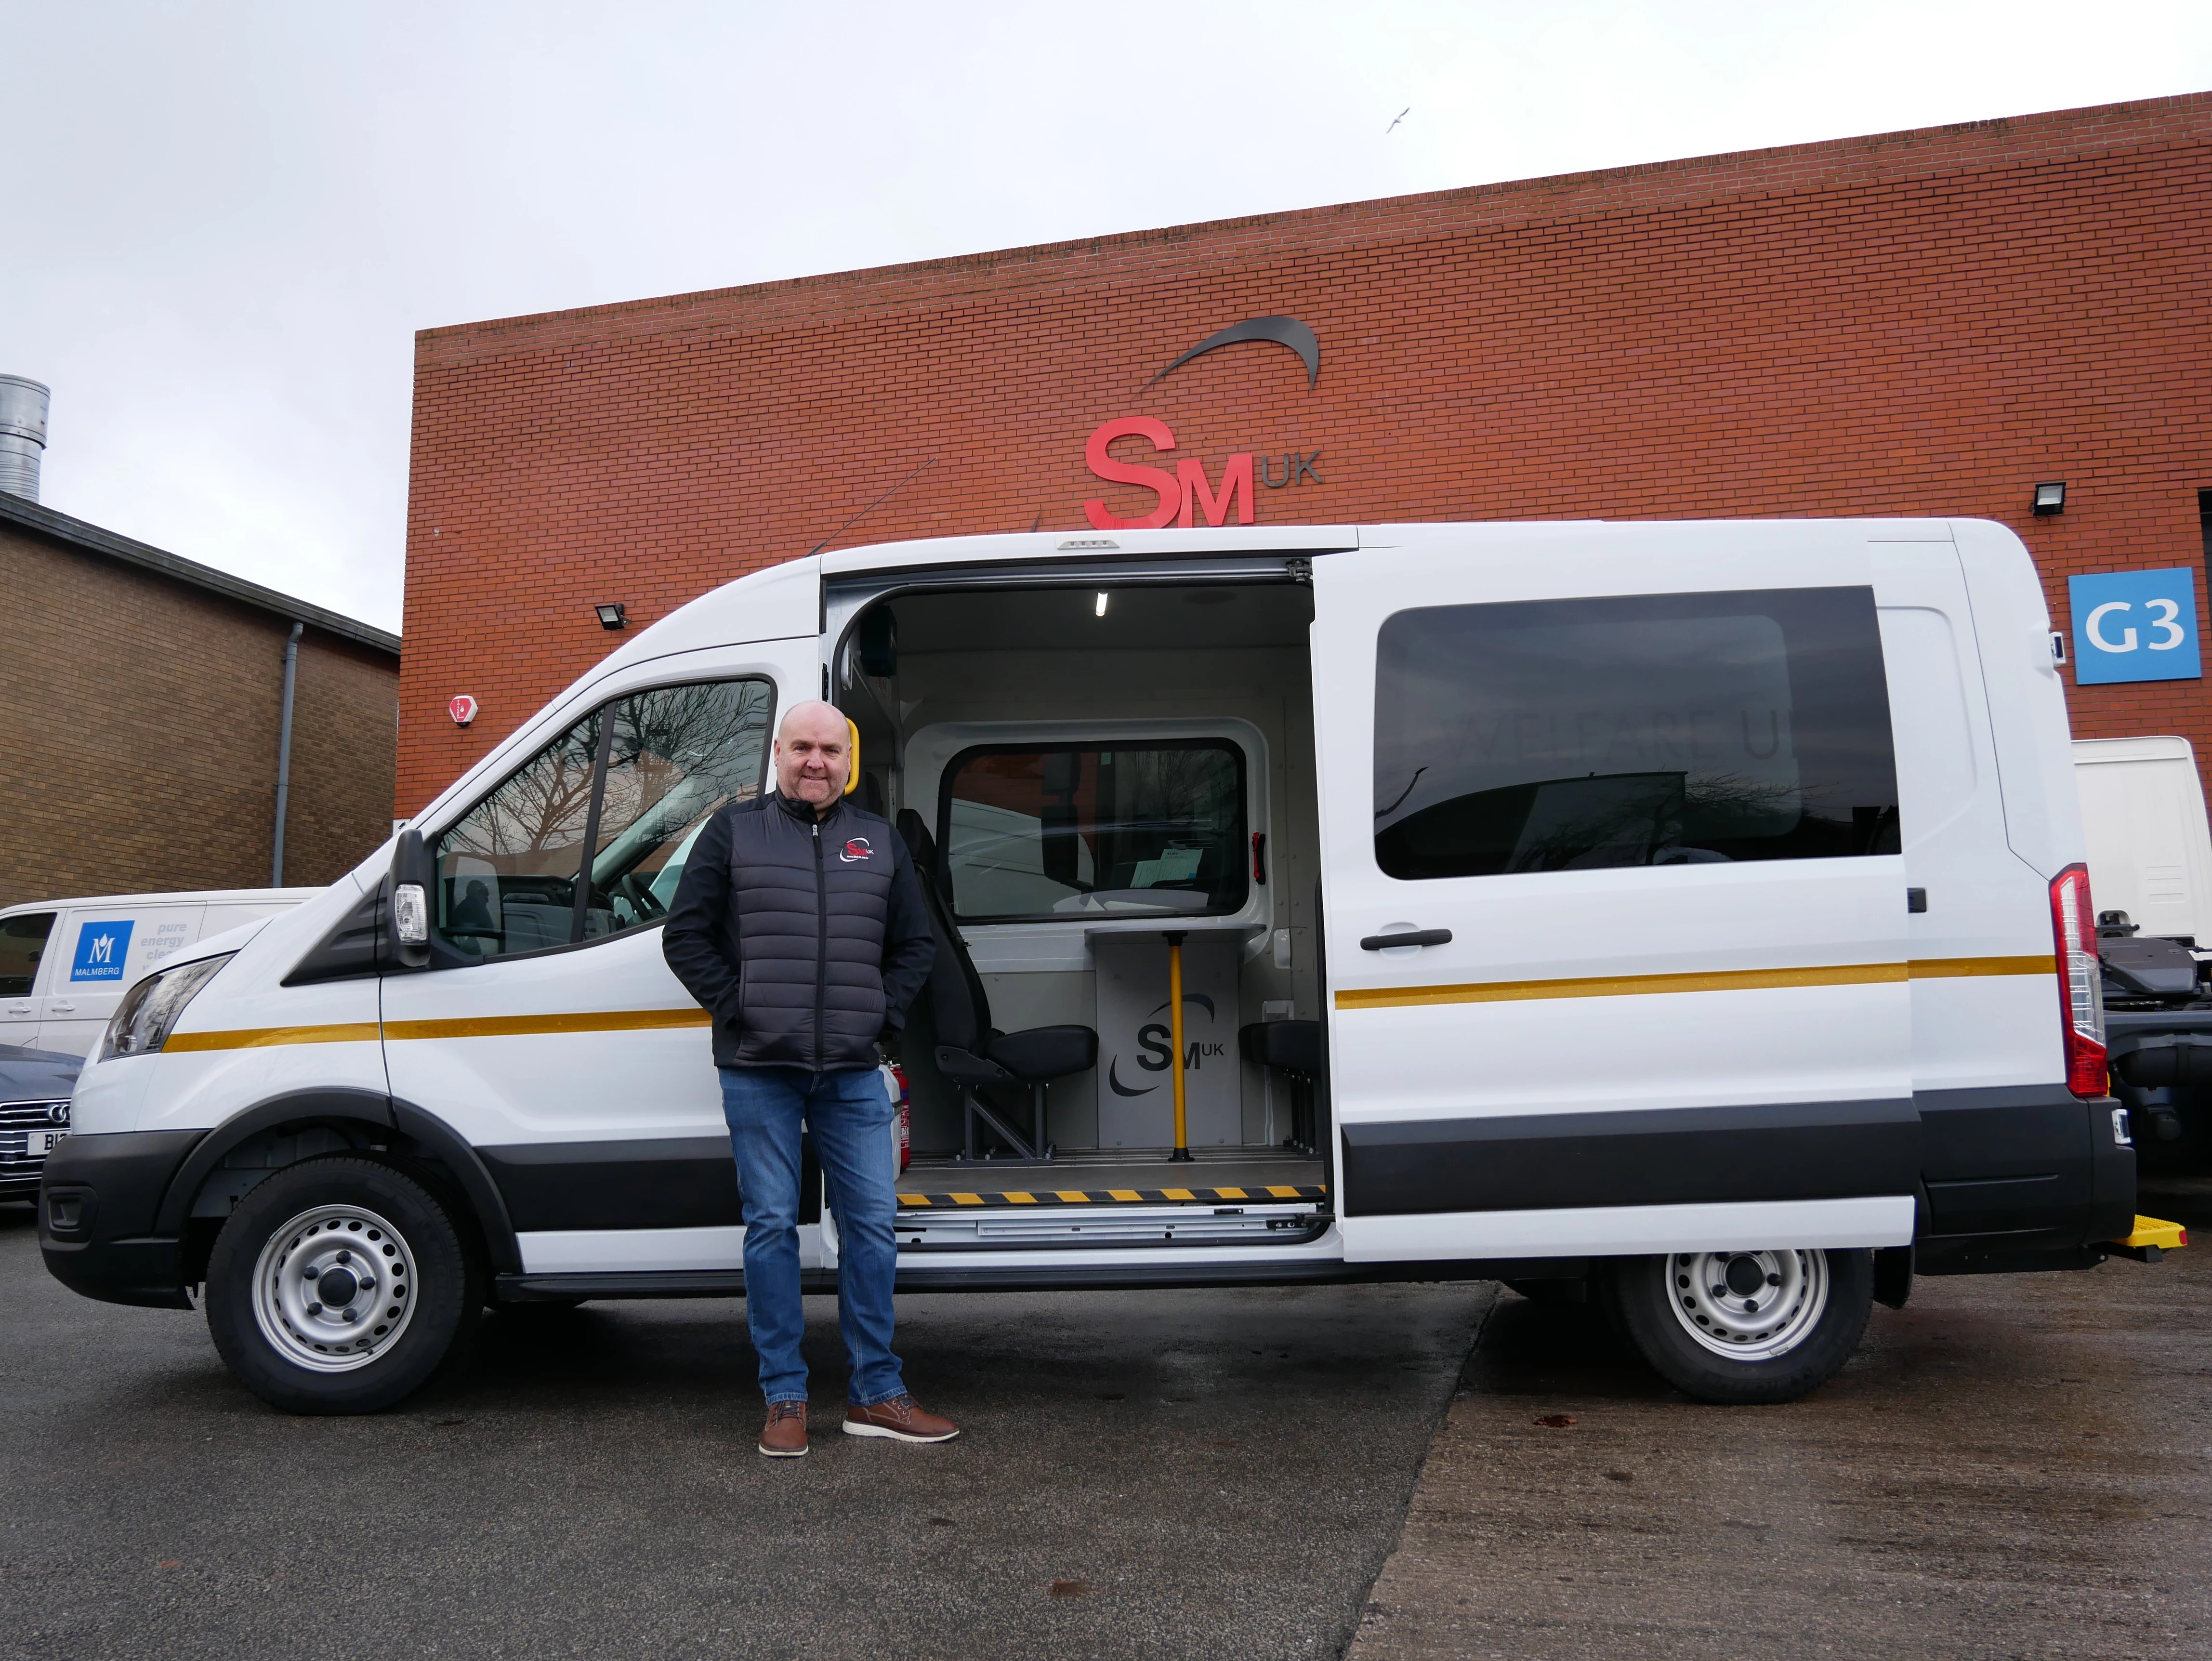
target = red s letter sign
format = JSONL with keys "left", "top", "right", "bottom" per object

{"left": 1083, "top": 417, "right": 1180, "bottom": 531}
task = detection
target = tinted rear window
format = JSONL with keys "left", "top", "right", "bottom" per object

{"left": 1373, "top": 587, "right": 1899, "bottom": 880}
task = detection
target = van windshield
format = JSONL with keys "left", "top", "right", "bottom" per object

{"left": 0, "top": 913, "right": 54, "bottom": 998}
{"left": 938, "top": 741, "right": 1247, "bottom": 923}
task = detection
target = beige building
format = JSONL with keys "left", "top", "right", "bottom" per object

{"left": 0, "top": 491, "right": 399, "bottom": 908}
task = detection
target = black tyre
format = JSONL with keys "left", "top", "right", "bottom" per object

{"left": 1602, "top": 1247, "right": 1873, "bottom": 1405}
{"left": 205, "top": 1156, "right": 482, "bottom": 1414}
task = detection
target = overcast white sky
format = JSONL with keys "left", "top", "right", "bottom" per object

{"left": 5, "top": 2, "right": 2208, "bottom": 632}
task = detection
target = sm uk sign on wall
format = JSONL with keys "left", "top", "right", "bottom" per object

{"left": 2069, "top": 568, "right": 2203, "bottom": 685}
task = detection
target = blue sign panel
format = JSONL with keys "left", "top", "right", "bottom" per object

{"left": 2069, "top": 567, "right": 2202, "bottom": 685}
{"left": 70, "top": 920, "right": 135, "bottom": 983}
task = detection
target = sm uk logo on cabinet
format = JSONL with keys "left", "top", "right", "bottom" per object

{"left": 2069, "top": 568, "right": 2203, "bottom": 685}
{"left": 1079, "top": 316, "right": 1328, "bottom": 532}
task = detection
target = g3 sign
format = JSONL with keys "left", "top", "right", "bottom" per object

{"left": 2068, "top": 568, "right": 2203, "bottom": 685}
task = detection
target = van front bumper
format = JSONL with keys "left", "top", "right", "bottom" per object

{"left": 38, "top": 1129, "right": 204, "bottom": 1309}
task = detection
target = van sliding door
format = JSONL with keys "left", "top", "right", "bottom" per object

{"left": 1311, "top": 526, "right": 1917, "bottom": 1263}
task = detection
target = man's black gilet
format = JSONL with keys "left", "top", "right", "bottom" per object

{"left": 724, "top": 792, "right": 895, "bottom": 1070}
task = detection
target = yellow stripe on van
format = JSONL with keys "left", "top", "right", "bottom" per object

{"left": 1335, "top": 954, "right": 2055, "bottom": 1013}
{"left": 1908, "top": 954, "right": 2058, "bottom": 979}
{"left": 383, "top": 1009, "right": 712, "bottom": 1041}
{"left": 165, "top": 1021, "right": 384, "bottom": 1052}
{"left": 1335, "top": 962, "right": 1908, "bottom": 1011}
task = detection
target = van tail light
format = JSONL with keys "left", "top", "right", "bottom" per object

{"left": 2051, "top": 863, "right": 2108, "bottom": 1098}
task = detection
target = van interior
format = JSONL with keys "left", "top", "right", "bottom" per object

{"left": 834, "top": 575, "right": 1329, "bottom": 1224}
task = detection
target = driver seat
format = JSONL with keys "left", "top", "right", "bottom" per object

{"left": 895, "top": 809, "right": 1097, "bottom": 1160}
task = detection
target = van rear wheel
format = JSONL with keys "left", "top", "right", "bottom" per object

{"left": 1603, "top": 1247, "right": 1873, "bottom": 1404}
{"left": 205, "top": 1157, "right": 481, "bottom": 1414}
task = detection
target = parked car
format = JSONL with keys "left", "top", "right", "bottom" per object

{"left": 1, "top": 1043, "right": 80, "bottom": 1201}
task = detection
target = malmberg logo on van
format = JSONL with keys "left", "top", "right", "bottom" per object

{"left": 70, "top": 920, "right": 135, "bottom": 982}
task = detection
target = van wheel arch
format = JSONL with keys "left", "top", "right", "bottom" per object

{"left": 164, "top": 1090, "right": 520, "bottom": 1287}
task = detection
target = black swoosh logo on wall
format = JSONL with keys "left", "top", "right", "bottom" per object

{"left": 1148, "top": 994, "right": 1216, "bottom": 1021}
{"left": 1150, "top": 316, "right": 1319, "bottom": 389}
{"left": 1107, "top": 1057, "right": 1160, "bottom": 1097}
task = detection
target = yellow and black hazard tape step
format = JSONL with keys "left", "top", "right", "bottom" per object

{"left": 895, "top": 1184, "right": 1327, "bottom": 1210}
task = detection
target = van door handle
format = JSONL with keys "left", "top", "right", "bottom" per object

{"left": 1360, "top": 928, "right": 1453, "bottom": 950}
{"left": 49, "top": 1000, "right": 75, "bottom": 1013}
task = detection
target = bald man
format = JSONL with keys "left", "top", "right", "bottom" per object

{"left": 663, "top": 699, "right": 948, "bottom": 1456}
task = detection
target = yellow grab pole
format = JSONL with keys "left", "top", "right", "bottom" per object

{"left": 1167, "top": 931, "right": 1191, "bottom": 1161}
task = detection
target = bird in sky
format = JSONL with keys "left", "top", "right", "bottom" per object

{"left": 1387, "top": 107, "right": 1410, "bottom": 133}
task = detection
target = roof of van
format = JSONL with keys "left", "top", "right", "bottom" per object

{"left": 0, "top": 888, "right": 321, "bottom": 917}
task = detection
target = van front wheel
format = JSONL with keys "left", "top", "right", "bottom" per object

{"left": 205, "top": 1157, "right": 481, "bottom": 1414}
{"left": 1604, "top": 1247, "right": 1873, "bottom": 1405}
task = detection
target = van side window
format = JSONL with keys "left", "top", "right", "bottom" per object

{"left": 585, "top": 680, "right": 775, "bottom": 937}
{"left": 1373, "top": 587, "right": 1899, "bottom": 880}
{"left": 0, "top": 913, "right": 55, "bottom": 996}
{"left": 939, "top": 741, "right": 1248, "bottom": 922}
{"left": 431, "top": 678, "right": 772, "bottom": 959}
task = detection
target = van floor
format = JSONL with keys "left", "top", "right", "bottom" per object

{"left": 901, "top": 1148, "right": 1326, "bottom": 1199}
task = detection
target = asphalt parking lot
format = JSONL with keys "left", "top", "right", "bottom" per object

{"left": 1352, "top": 1175, "right": 2212, "bottom": 1661}
{"left": 5, "top": 1187, "right": 2210, "bottom": 1661}
{"left": 0, "top": 1206, "right": 1485, "bottom": 1661}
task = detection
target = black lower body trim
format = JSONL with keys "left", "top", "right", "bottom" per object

{"left": 1342, "top": 1098, "right": 1920, "bottom": 1217}
{"left": 480, "top": 1137, "right": 742, "bottom": 1231}
{"left": 38, "top": 1129, "right": 206, "bottom": 1309}
{"left": 478, "top": 1132, "right": 821, "bottom": 1231}
{"left": 1916, "top": 1085, "right": 2134, "bottom": 1263}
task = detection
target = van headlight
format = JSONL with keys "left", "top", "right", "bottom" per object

{"left": 99, "top": 955, "right": 234, "bottom": 1062}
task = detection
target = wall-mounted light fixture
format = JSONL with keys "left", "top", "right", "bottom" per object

{"left": 595, "top": 602, "right": 628, "bottom": 630}
{"left": 2032, "top": 481, "right": 2067, "bottom": 516}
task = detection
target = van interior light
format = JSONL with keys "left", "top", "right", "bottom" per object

{"left": 2032, "top": 481, "right": 2067, "bottom": 516}
{"left": 1095, "top": 592, "right": 1109, "bottom": 617}
{"left": 595, "top": 602, "right": 628, "bottom": 630}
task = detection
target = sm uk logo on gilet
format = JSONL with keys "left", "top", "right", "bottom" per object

{"left": 70, "top": 920, "right": 135, "bottom": 982}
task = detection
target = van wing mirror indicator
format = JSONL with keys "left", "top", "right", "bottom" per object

{"left": 394, "top": 884, "right": 429, "bottom": 945}
{"left": 389, "top": 827, "right": 433, "bottom": 969}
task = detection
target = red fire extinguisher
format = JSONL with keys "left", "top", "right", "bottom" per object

{"left": 888, "top": 1063, "right": 912, "bottom": 1174}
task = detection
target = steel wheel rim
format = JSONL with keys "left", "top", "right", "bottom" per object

{"left": 250, "top": 1204, "right": 418, "bottom": 1373}
{"left": 1665, "top": 1248, "right": 1828, "bottom": 1362}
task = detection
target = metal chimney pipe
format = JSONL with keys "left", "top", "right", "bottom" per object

{"left": 0, "top": 376, "right": 50, "bottom": 502}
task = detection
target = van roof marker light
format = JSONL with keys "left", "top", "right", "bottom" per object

{"left": 1095, "top": 592, "right": 1109, "bottom": 617}
{"left": 1058, "top": 537, "right": 1119, "bottom": 552}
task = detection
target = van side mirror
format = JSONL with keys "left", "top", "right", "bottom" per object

{"left": 389, "top": 827, "right": 433, "bottom": 969}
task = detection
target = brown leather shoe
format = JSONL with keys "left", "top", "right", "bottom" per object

{"left": 843, "top": 1394, "right": 959, "bottom": 1443}
{"left": 758, "top": 1399, "right": 809, "bottom": 1457}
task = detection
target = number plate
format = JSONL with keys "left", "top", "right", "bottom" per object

{"left": 29, "top": 1130, "right": 64, "bottom": 1157}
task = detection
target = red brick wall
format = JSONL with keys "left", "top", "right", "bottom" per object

{"left": 401, "top": 92, "right": 2212, "bottom": 814}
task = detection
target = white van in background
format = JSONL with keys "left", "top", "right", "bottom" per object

{"left": 0, "top": 890, "right": 315, "bottom": 1057}
{"left": 2074, "top": 737, "right": 2212, "bottom": 945}
{"left": 39, "top": 521, "right": 2164, "bottom": 1415}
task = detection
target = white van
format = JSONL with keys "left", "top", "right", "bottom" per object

{"left": 1, "top": 889, "right": 315, "bottom": 1058}
{"left": 38, "top": 522, "right": 2152, "bottom": 1413}
{"left": 2074, "top": 736, "right": 2212, "bottom": 945}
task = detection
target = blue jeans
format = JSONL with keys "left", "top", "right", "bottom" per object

{"left": 720, "top": 1065, "right": 904, "bottom": 1407}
